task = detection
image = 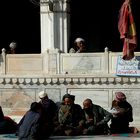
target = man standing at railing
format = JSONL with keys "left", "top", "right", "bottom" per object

{"left": 69, "top": 38, "right": 87, "bottom": 53}
{"left": 8, "top": 42, "right": 17, "bottom": 54}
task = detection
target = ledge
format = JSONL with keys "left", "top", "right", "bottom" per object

{"left": 0, "top": 75, "right": 139, "bottom": 85}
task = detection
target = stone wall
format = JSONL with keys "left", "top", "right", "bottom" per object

{"left": 0, "top": 49, "right": 140, "bottom": 127}
{"left": 0, "top": 81, "right": 140, "bottom": 127}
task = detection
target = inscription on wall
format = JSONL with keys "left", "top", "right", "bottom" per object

{"left": 116, "top": 56, "right": 140, "bottom": 76}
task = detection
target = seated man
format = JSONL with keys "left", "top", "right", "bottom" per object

{"left": 18, "top": 102, "right": 42, "bottom": 140}
{"left": 82, "top": 98, "right": 112, "bottom": 135}
{"left": 56, "top": 94, "right": 85, "bottom": 136}
{"left": 0, "top": 106, "right": 17, "bottom": 134}
{"left": 110, "top": 92, "right": 139, "bottom": 134}
{"left": 38, "top": 91, "right": 57, "bottom": 138}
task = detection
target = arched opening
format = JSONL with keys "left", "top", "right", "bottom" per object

{"left": 0, "top": 0, "right": 139, "bottom": 54}
{"left": 0, "top": 0, "right": 40, "bottom": 54}
{"left": 70, "top": 0, "right": 140, "bottom": 53}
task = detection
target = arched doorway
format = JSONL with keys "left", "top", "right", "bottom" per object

{"left": 69, "top": 0, "right": 140, "bottom": 53}
{"left": 0, "top": 0, "right": 40, "bottom": 54}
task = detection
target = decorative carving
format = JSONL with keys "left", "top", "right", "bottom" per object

{"left": 0, "top": 77, "right": 139, "bottom": 85}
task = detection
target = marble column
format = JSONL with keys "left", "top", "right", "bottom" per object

{"left": 40, "top": 0, "right": 70, "bottom": 53}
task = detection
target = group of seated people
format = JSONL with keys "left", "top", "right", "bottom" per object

{"left": 0, "top": 91, "right": 139, "bottom": 140}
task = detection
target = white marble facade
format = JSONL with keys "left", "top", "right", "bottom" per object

{"left": 0, "top": 0, "right": 140, "bottom": 128}
{"left": 0, "top": 49, "right": 140, "bottom": 128}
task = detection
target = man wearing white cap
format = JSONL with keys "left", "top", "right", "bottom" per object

{"left": 69, "top": 37, "right": 86, "bottom": 53}
{"left": 38, "top": 91, "right": 57, "bottom": 139}
{"left": 9, "top": 42, "right": 17, "bottom": 54}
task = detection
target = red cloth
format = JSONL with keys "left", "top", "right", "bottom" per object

{"left": 118, "top": 0, "right": 137, "bottom": 60}
{"left": 0, "top": 116, "right": 17, "bottom": 134}
{"left": 4, "top": 116, "right": 17, "bottom": 124}
{"left": 115, "top": 92, "right": 126, "bottom": 102}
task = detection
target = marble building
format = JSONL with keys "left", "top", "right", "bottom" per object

{"left": 0, "top": 0, "right": 140, "bottom": 129}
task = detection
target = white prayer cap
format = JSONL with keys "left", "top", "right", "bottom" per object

{"left": 9, "top": 42, "right": 17, "bottom": 49}
{"left": 75, "top": 38, "right": 85, "bottom": 43}
{"left": 38, "top": 91, "right": 48, "bottom": 98}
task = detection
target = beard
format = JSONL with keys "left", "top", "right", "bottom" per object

{"left": 84, "top": 108, "right": 92, "bottom": 114}
{"left": 65, "top": 105, "right": 72, "bottom": 111}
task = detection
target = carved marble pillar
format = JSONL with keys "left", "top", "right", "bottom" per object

{"left": 40, "top": 0, "right": 70, "bottom": 53}
{"left": 1, "top": 48, "right": 6, "bottom": 74}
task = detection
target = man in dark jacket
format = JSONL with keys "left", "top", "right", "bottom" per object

{"left": 18, "top": 102, "right": 42, "bottom": 140}
{"left": 0, "top": 106, "right": 17, "bottom": 134}
{"left": 110, "top": 92, "right": 138, "bottom": 134}
{"left": 38, "top": 91, "right": 57, "bottom": 138}
{"left": 56, "top": 94, "right": 85, "bottom": 136}
{"left": 82, "top": 98, "right": 112, "bottom": 135}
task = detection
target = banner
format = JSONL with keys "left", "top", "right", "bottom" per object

{"left": 116, "top": 56, "right": 140, "bottom": 76}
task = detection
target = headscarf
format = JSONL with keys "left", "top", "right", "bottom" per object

{"left": 115, "top": 92, "right": 126, "bottom": 102}
{"left": 62, "top": 94, "right": 74, "bottom": 101}
{"left": 9, "top": 42, "right": 17, "bottom": 49}
{"left": 62, "top": 94, "right": 71, "bottom": 101}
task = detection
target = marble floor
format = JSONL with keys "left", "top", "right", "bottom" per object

{"left": 0, "top": 134, "right": 140, "bottom": 140}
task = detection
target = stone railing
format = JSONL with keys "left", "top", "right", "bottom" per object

{"left": 0, "top": 48, "right": 123, "bottom": 75}
{"left": 1, "top": 48, "right": 140, "bottom": 75}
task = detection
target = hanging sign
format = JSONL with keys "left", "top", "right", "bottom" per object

{"left": 116, "top": 56, "right": 140, "bottom": 76}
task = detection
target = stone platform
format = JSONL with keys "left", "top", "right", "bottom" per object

{"left": 0, "top": 134, "right": 140, "bottom": 140}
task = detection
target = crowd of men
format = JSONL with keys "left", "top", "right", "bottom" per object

{"left": 0, "top": 91, "right": 139, "bottom": 140}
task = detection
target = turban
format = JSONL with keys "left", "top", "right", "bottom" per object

{"left": 62, "top": 94, "right": 75, "bottom": 101}
{"left": 38, "top": 91, "right": 48, "bottom": 98}
{"left": 115, "top": 92, "right": 126, "bottom": 101}
{"left": 75, "top": 38, "right": 85, "bottom": 43}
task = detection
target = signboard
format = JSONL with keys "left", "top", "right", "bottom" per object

{"left": 116, "top": 56, "right": 140, "bottom": 76}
